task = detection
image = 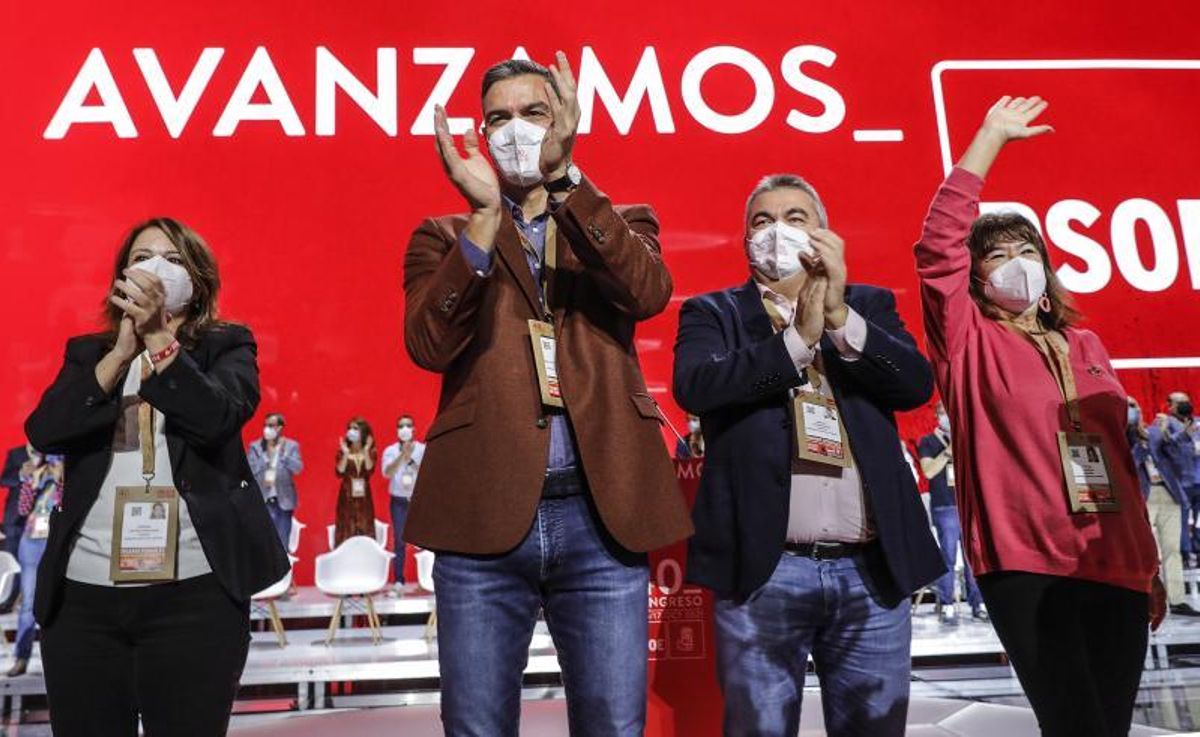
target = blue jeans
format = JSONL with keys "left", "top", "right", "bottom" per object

{"left": 390, "top": 496, "right": 409, "bottom": 583}
{"left": 930, "top": 506, "right": 982, "bottom": 609}
{"left": 434, "top": 494, "right": 649, "bottom": 737}
{"left": 265, "top": 501, "right": 292, "bottom": 553}
{"left": 714, "top": 551, "right": 912, "bottom": 737}
{"left": 16, "top": 534, "right": 47, "bottom": 659}
{"left": 1185, "top": 485, "right": 1200, "bottom": 556}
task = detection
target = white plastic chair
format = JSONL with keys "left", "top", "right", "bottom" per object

{"left": 414, "top": 550, "right": 437, "bottom": 643}
{"left": 288, "top": 519, "right": 306, "bottom": 555}
{"left": 251, "top": 555, "right": 297, "bottom": 647}
{"left": 326, "top": 520, "right": 389, "bottom": 550}
{"left": 0, "top": 552, "right": 18, "bottom": 653}
{"left": 314, "top": 537, "right": 394, "bottom": 645}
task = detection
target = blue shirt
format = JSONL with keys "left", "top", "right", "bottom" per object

{"left": 459, "top": 197, "right": 579, "bottom": 472}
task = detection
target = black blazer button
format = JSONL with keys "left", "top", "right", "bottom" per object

{"left": 167, "top": 380, "right": 178, "bottom": 390}
{"left": 84, "top": 396, "right": 95, "bottom": 407}
{"left": 536, "top": 418, "right": 548, "bottom": 429}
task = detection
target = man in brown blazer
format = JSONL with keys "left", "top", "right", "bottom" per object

{"left": 402, "top": 52, "right": 692, "bottom": 737}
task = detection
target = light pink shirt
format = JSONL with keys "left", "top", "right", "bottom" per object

{"left": 755, "top": 282, "right": 875, "bottom": 543}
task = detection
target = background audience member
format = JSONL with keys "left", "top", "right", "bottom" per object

{"left": 1138, "top": 397, "right": 1197, "bottom": 615}
{"left": 381, "top": 414, "right": 424, "bottom": 594}
{"left": 335, "top": 417, "right": 376, "bottom": 545}
{"left": 675, "top": 414, "right": 705, "bottom": 460}
{"left": 248, "top": 412, "right": 304, "bottom": 550}
{"left": 919, "top": 402, "right": 985, "bottom": 623}
{"left": 6, "top": 452, "right": 62, "bottom": 677}
{"left": 0, "top": 443, "right": 31, "bottom": 612}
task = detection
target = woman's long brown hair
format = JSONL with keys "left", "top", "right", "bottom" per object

{"left": 103, "top": 217, "right": 223, "bottom": 347}
{"left": 966, "top": 212, "right": 1083, "bottom": 330}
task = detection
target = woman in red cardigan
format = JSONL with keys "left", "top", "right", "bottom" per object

{"left": 915, "top": 95, "right": 1165, "bottom": 737}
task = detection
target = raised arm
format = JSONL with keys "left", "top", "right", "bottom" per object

{"left": 915, "top": 96, "right": 1054, "bottom": 361}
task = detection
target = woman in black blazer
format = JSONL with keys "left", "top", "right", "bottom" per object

{"left": 25, "top": 217, "right": 289, "bottom": 737}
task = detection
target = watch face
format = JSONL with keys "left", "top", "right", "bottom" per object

{"left": 567, "top": 164, "right": 582, "bottom": 185}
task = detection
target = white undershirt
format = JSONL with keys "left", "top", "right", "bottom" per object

{"left": 65, "top": 356, "right": 213, "bottom": 586}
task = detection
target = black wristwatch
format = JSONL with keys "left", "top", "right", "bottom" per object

{"left": 544, "top": 163, "right": 582, "bottom": 194}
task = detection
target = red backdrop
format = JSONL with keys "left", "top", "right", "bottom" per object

{"left": 3, "top": 2, "right": 1199, "bottom": 593}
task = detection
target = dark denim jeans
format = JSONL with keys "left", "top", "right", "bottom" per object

{"left": 390, "top": 496, "right": 409, "bottom": 583}
{"left": 15, "top": 534, "right": 46, "bottom": 659}
{"left": 714, "top": 551, "right": 911, "bottom": 737}
{"left": 433, "top": 493, "right": 649, "bottom": 737}
{"left": 931, "top": 506, "right": 983, "bottom": 609}
{"left": 1185, "top": 485, "right": 1200, "bottom": 556}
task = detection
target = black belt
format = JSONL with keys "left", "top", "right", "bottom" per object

{"left": 783, "top": 541, "right": 867, "bottom": 560}
{"left": 542, "top": 468, "right": 585, "bottom": 499}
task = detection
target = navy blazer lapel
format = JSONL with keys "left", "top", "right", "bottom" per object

{"left": 732, "top": 278, "right": 775, "bottom": 343}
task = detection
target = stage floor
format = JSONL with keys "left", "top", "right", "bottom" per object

{"left": 228, "top": 695, "right": 1174, "bottom": 736}
{"left": 5, "top": 587, "right": 1200, "bottom": 732}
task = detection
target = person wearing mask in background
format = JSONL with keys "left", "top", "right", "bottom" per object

{"left": 675, "top": 414, "right": 705, "bottom": 460}
{"left": 915, "top": 96, "right": 1163, "bottom": 736}
{"left": 381, "top": 414, "right": 424, "bottom": 595}
{"left": 334, "top": 417, "right": 376, "bottom": 546}
{"left": 405, "top": 54, "right": 692, "bottom": 736}
{"left": 1136, "top": 397, "right": 1198, "bottom": 616}
{"left": 1158, "top": 392, "right": 1199, "bottom": 565}
{"left": 24, "top": 217, "right": 289, "bottom": 735}
{"left": 6, "top": 453, "right": 62, "bottom": 677}
{"left": 919, "top": 401, "right": 986, "bottom": 624}
{"left": 0, "top": 443, "right": 32, "bottom": 612}
{"left": 674, "top": 171, "right": 943, "bottom": 737}
{"left": 248, "top": 413, "right": 304, "bottom": 552}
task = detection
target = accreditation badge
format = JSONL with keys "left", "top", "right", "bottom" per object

{"left": 793, "top": 391, "right": 852, "bottom": 468}
{"left": 1057, "top": 432, "right": 1121, "bottom": 513}
{"left": 528, "top": 319, "right": 565, "bottom": 408}
{"left": 110, "top": 485, "right": 180, "bottom": 582}
{"left": 351, "top": 478, "right": 367, "bottom": 498}
{"left": 946, "top": 462, "right": 956, "bottom": 488}
{"left": 264, "top": 468, "right": 277, "bottom": 487}
{"left": 30, "top": 512, "right": 51, "bottom": 540}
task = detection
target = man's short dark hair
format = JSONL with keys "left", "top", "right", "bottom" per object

{"left": 398, "top": 413, "right": 414, "bottom": 424}
{"left": 481, "top": 59, "right": 557, "bottom": 99}
{"left": 266, "top": 412, "right": 285, "bottom": 426}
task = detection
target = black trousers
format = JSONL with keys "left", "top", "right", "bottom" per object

{"left": 978, "top": 572, "right": 1149, "bottom": 737}
{"left": 41, "top": 574, "right": 250, "bottom": 737}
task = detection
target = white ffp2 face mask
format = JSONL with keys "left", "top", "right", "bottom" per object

{"left": 747, "top": 222, "right": 814, "bottom": 281}
{"left": 130, "top": 255, "right": 194, "bottom": 316}
{"left": 346, "top": 428, "right": 362, "bottom": 444}
{"left": 487, "top": 118, "right": 547, "bottom": 187}
{"left": 983, "top": 257, "right": 1046, "bottom": 315}
{"left": 398, "top": 426, "right": 414, "bottom": 443}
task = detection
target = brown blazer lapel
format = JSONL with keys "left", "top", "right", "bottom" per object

{"left": 494, "top": 209, "right": 544, "bottom": 319}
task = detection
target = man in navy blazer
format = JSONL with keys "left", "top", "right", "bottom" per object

{"left": 673, "top": 174, "right": 944, "bottom": 737}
